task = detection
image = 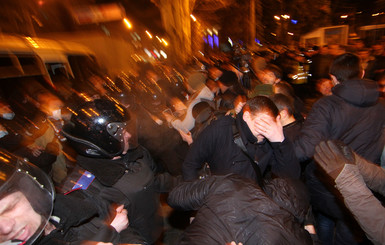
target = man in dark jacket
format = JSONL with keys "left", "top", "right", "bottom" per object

{"left": 294, "top": 53, "right": 385, "bottom": 244}
{"left": 62, "top": 99, "right": 179, "bottom": 244}
{"left": 182, "top": 96, "right": 300, "bottom": 183}
{"left": 168, "top": 174, "right": 312, "bottom": 245}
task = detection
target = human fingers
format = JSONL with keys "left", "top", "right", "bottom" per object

{"left": 115, "top": 204, "right": 124, "bottom": 213}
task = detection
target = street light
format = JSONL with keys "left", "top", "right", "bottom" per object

{"left": 123, "top": 18, "right": 132, "bottom": 29}
{"left": 145, "top": 30, "right": 153, "bottom": 39}
{"left": 190, "top": 14, "right": 197, "bottom": 22}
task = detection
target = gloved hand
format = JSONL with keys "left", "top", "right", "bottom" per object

{"left": 314, "top": 140, "right": 355, "bottom": 180}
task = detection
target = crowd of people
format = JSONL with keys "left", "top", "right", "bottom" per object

{"left": 0, "top": 38, "right": 384, "bottom": 245}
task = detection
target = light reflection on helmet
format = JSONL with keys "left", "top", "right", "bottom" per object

{"left": 62, "top": 99, "right": 130, "bottom": 158}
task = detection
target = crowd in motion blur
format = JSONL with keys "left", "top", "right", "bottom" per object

{"left": 0, "top": 38, "right": 384, "bottom": 245}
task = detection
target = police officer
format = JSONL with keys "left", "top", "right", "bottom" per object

{"left": 0, "top": 149, "right": 129, "bottom": 245}
{"left": 62, "top": 99, "right": 179, "bottom": 244}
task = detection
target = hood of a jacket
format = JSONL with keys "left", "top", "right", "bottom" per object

{"left": 332, "top": 79, "right": 379, "bottom": 107}
{"left": 264, "top": 178, "right": 310, "bottom": 224}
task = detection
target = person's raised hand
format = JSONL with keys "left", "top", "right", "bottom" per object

{"left": 254, "top": 114, "right": 284, "bottom": 142}
{"left": 314, "top": 140, "right": 355, "bottom": 180}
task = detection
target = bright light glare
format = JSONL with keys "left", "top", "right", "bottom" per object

{"left": 145, "top": 30, "right": 153, "bottom": 39}
{"left": 162, "top": 38, "right": 168, "bottom": 46}
{"left": 156, "top": 36, "right": 162, "bottom": 43}
{"left": 340, "top": 15, "right": 348, "bottom": 19}
{"left": 288, "top": 32, "right": 294, "bottom": 36}
{"left": 281, "top": 14, "right": 290, "bottom": 19}
{"left": 274, "top": 16, "right": 280, "bottom": 20}
{"left": 160, "top": 50, "right": 167, "bottom": 59}
{"left": 271, "top": 33, "right": 277, "bottom": 36}
{"left": 228, "top": 37, "right": 233, "bottom": 47}
{"left": 190, "top": 14, "right": 197, "bottom": 22}
{"left": 123, "top": 18, "right": 132, "bottom": 29}
{"left": 144, "top": 48, "right": 152, "bottom": 58}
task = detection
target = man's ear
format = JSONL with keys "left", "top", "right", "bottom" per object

{"left": 243, "top": 111, "right": 250, "bottom": 122}
{"left": 279, "top": 109, "right": 287, "bottom": 120}
{"left": 330, "top": 75, "right": 339, "bottom": 86}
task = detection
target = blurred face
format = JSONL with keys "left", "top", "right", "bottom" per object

{"left": 0, "top": 191, "right": 42, "bottom": 243}
{"left": 38, "top": 94, "right": 64, "bottom": 119}
{"left": 243, "top": 111, "right": 275, "bottom": 140}
{"left": 122, "top": 129, "right": 132, "bottom": 154}
{"left": 261, "top": 70, "right": 278, "bottom": 84}
{"left": 316, "top": 79, "right": 333, "bottom": 96}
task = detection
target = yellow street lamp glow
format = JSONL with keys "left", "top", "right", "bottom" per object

{"left": 340, "top": 15, "right": 348, "bottom": 19}
{"left": 156, "top": 36, "right": 162, "bottom": 43}
{"left": 288, "top": 32, "right": 294, "bottom": 36}
{"left": 123, "top": 18, "right": 132, "bottom": 29}
{"left": 162, "top": 38, "right": 168, "bottom": 46}
{"left": 145, "top": 30, "right": 153, "bottom": 39}
{"left": 190, "top": 14, "right": 197, "bottom": 22}
{"left": 281, "top": 14, "right": 290, "bottom": 19}
{"left": 274, "top": 16, "right": 280, "bottom": 21}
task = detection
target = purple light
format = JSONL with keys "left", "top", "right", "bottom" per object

{"left": 208, "top": 35, "right": 214, "bottom": 49}
{"left": 291, "top": 19, "right": 298, "bottom": 24}
{"left": 214, "top": 35, "right": 219, "bottom": 47}
{"left": 203, "top": 37, "right": 208, "bottom": 43}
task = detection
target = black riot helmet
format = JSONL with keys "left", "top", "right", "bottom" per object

{"left": 62, "top": 99, "right": 130, "bottom": 158}
{"left": 0, "top": 149, "right": 55, "bottom": 245}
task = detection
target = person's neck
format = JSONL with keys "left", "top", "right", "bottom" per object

{"left": 282, "top": 116, "right": 296, "bottom": 126}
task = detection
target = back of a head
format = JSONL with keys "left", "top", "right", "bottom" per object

{"left": 273, "top": 81, "right": 296, "bottom": 98}
{"left": 270, "top": 93, "right": 294, "bottom": 116}
{"left": 329, "top": 53, "right": 361, "bottom": 83}
{"left": 192, "top": 101, "right": 214, "bottom": 124}
{"left": 244, "top": 96, "right": 279, "bottom": 118}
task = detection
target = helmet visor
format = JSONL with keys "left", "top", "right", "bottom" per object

{"left": 0, "top": 151, "right": 54, "bottom": 245}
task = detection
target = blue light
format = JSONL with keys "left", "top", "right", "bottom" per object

{"left": 255, "top": 38, "right": 261, "bottom": 44}
{"left": 203, "top": 37, "right": 208, "bottom": 43}
{"left": 208, "top": 35, "right": 214, "bottom": 49}
{"left": 213, "top": 35, "right": 219, "bottom": 47}
{"left": 291, "top": 19, "right": 298, "bottom": 24}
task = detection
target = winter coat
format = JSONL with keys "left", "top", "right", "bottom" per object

{"left": 70, "top": 145, "right": 177, "bottom": 244}
{"left": 334, "top": 154, "right": 385, "bottom": 245}
{"left": 182, "top": 112, "right": 300, "bottom": 182}
{"left": 295, "top": 78, "right": 385, "bottom": 163}
{"left": 168, "top": 174, "right": 312, "bottom": 245}
{"left": 37, "top": 190, "right": 124, "bottom": 245}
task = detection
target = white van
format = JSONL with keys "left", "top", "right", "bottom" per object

{"left": 0, "top": 33, "right": 99, "bottom": 90}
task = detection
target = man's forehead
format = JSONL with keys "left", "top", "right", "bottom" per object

{"left": 251, "top": 111, "right": 274, "bottom": 119}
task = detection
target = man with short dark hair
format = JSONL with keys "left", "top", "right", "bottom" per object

{"left": 182, "top": 96, "right": 300, "bottom": 183}
{"left": 294, "top": 52, "right": 385, "bottom": 244}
